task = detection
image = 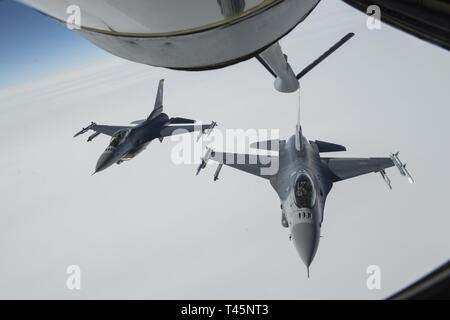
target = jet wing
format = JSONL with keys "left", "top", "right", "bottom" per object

{"left": 209, "top": 150, "right": 279, "bottom": 179}
{"left": 148, "top": 79, "right": 165, "bottom": 121}
{"left": 74, "top": 123, "right": 132, "bottom": 139}
{"left": 159, "top": 124, "right": 213, "bottom": 137}
{"left": 90, "top": 125, "right": 132, "bottom": 136}
{"left": 322, "top": 157, "right": 394, "bottom": 182}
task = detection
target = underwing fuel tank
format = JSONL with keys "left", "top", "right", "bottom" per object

{"left": 19, "top": 0, "right": 321, "bottom": 70}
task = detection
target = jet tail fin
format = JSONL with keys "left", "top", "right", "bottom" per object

{"left": 295, "top": 90, "right": 304, "bottom": 152}
{"left": 169, "top": 117, "right": 196, "bottom": 124}
{"left": 148, "top": 79, "right": 164, "bottom": 120}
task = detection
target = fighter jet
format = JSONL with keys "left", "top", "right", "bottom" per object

{"left": 196, "top": 44, "right": 414, "bottom": 277}
{"left": 74, "top": 79, "right": 217, "bottom": 175}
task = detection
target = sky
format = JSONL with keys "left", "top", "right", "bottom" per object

{"left": 0, "top": 0, "right": 108, "bottom": 88}
{"left": 0, "top": 0, "right": 449, "bottom": 299}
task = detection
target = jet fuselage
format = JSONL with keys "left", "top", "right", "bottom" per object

{"left": 269, "top": 135, "right": 333, "bottom": 269}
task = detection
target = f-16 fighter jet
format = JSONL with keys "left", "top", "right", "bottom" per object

{"left": 196, "top": 50, "right": 414, "bottom": 278}
{"left": 74, "top": 79, "right": 217, "bottom": 175}
{"left": 198, "top": 109, "right": 413, "bottom": 277}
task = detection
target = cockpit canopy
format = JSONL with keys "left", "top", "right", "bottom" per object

{"left": 294, "top": 173, "right": 316, "bottom": 209}
{"left": 109, "top": 129, "right": 130, "bottom": 148}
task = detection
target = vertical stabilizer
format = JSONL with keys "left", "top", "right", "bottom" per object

{"left": 148, "top": 79, "right": 165, "bottom": 120}
{"left": 295, "top": 89, "right": 303, "bottom": 152}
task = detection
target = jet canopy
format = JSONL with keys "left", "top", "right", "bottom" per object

{"left": 294, "top": 173, "right": 316, "bottom": 209}
{"left": 109, "top": 129, "right": 130, "bottom": 147}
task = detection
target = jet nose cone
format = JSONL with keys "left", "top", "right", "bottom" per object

{"left": 291, "top": 223, "right": 320, "bottom": 267}
{"left": 95, "top": 151, "right": 116, "bottom": 174}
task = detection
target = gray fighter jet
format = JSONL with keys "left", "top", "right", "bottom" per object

{"left": 74, "top": 79, "right": 217, "bottom": 174}
{"left": 196, "top": 47, "right": 414, "bottom": 278}
{"left": 198, "top": 111, "right": 413, "bottom": 278}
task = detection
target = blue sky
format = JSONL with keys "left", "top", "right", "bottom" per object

{"left": 0, "top": 0, "right": 108, "bottom": 88}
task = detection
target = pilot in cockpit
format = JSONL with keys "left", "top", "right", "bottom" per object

{"left": 294, "top": 174, "right": 315, "bottom": 209}
{"left": 109, "top": 130, "right": 129, "bottom": 148}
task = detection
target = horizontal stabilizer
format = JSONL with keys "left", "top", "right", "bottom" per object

{"left": 313, "top": 140, "right": 346, "bottom": 153}
{"left": 205, "top": 149, "right": 278, "bottom": 179}
{"left": 170, "top": 117, "right": 196, "bottom": 124}
{"left": 159, "top": 123, "right": 215, "bottom": 138}
{"left": 130, "top": 119, "right": 146, "bottom": 125}
{"left": 250, "top": 140, "right": 285, "bottom": 151}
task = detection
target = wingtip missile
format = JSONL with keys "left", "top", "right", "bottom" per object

{"left": 196, "top": 131, "right": 203, "bottom": 142}
{"left": 196, "top": 148, "right": 214, "bottom": 176}
{"left": 206, "top": 121, "right": 218, "bottom": 136}
{"left": 402, "top": 163, "right": 415, "bottom": 184}
{"left": 390, "top": 152, "right": 415, "bottom": 184}
{"left": 407, "top": 174, "right": 415, "bottom": 185}
{"left": 196, "top": 121, "right": 218, "bottom": 142}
